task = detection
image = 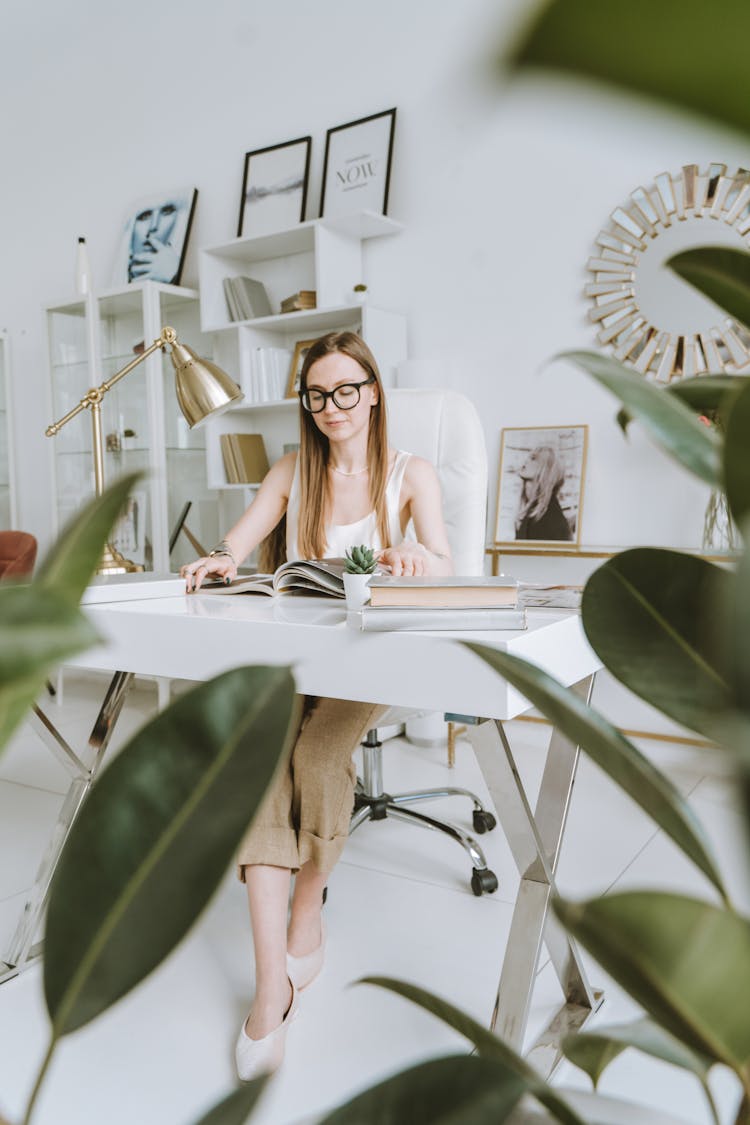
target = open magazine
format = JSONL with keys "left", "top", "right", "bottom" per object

{"left": 198, "top": 558, "right": 348, "bottom": 598}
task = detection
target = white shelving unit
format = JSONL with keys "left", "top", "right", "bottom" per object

{"left": 45, "top": 281, "right": 220, "bottom": 572}
{"left": 0, "top": 331, "right": 17, "bottom": 528}
{"left": 198, "top": 210, "right": 407, "bottom": 497}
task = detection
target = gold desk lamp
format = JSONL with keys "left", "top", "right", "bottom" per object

{"left": 46, "top": 325, "right": 243, "bottom": 573}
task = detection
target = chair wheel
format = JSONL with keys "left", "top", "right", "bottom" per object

{"left": 470, "top": 868, "right": 499, "bottom": 896}
{"left": 472, "top": 810, "right": 497, "bottom": 834}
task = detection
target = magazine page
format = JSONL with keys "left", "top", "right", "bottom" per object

{"left": 274, "top": 558, "right": 348, "bottom": 598}
{"left": 198, "top": 573, "right": 276, "bottom": 596}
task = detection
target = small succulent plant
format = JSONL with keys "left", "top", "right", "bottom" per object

{"left": 344, "top": 544, "right": 377, "bottom": 574}
{"left": 353, "top": 283, "right": 368, "bottom": 293}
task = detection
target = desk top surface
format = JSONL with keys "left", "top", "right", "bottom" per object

{"left": 70, "top": 593, "right": 600, "bottom": 722}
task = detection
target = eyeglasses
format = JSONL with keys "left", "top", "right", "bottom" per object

{"left": 300, "top": 375, "right": 376, "bottom": 414}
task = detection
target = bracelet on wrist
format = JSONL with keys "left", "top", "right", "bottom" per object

{"left": 208, "top": 539, "right": 236, "bottom": 564}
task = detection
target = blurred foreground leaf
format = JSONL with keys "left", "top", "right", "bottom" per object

{"left": 192, "top": 1080, "right": 268, "bottom": 1125}
{"left": 465, "top": 643, "right": 727, "bottom": 901}
{"left": 582, "top": 550, "right": 732, "bottom": 741}
{"left": 44, "top": 666, "right": 300, "bottom": 1034}
{"left": 559, "top": 351, "right": 721, "bottom": 487}
{"left": 669, "top": 246, "right": 750, "bottom": 333}
{"left": 509, "top": 0, "right": 750, "bottom": 138}
{"left": 555, "top": 892, "right": 750, "bottom": 1072}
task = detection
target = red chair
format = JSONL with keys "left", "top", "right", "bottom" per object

{"left": 0, "top": 531, "right": 37, "bottom": 580}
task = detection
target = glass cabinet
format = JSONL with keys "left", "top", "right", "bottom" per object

{"left": 46, "top": 281, "right": 220, "bottom": 572}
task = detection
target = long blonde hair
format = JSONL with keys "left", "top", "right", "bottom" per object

{"left": 517, "top": 445, "right": 565, "bottom": 522}
{"left": 295, "top": 332, "right": 390, "bottom": 560}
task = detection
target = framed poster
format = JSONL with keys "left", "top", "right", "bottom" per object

{"left": 237, "top": 136, "right": 312, "bottom": 237}
{"left": 319, "top": 108, "right": 396, "bottom": 219}
{"left": 494, "top": 425, "right": 588, "bottom": 546}
{"left": 112, "top": 188, "right": 197, "bottom": 286}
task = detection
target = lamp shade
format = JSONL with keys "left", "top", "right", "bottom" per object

{"left": 170, "top": 342, "right": 243, "bottom": 428}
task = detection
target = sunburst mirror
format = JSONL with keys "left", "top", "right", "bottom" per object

{"left": 586, "top": 163, "right": 750, "bottom": 381}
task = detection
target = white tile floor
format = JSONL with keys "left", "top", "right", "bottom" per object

{"left": 0, "top": 674, "right": 746, "bottom": 1124}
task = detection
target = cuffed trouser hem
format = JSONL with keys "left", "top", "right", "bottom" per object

{"left": 237, "top": 828, "right": 350, "bottom": 881}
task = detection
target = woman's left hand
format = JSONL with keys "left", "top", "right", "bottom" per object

{"left": 378, "top": 543, "right": 429, "bottom": 576}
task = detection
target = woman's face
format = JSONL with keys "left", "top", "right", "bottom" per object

{"left": 305, "top": 352, "right": 379, "bottom": 444}
{"left": 519, "top": 449, "right": 540, "bottom": 481}
{"left": 131, "top": 201, "right": 179, "bottom": 254}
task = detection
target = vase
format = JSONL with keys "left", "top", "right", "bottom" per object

{"left": 702, "top": 488, "right": 738, "bottom": 553}
{"left": 343, "top": 572, "right": 372, "bottom": 608}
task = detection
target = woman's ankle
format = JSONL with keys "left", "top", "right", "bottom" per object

{"left": 287, "top": 911, "right": 322, "bottom": 957}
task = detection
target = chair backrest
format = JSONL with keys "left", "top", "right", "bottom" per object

{"left": 0, "top": 530, "right": 38, "bottom": 580}
{"left": 385, "top": 389, "right": 487, "bottom": 576}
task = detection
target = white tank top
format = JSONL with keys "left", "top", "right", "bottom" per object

{"left": 286, "top": 451, "right": 411, "bottom": 560}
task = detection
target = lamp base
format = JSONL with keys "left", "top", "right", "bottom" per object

{"left": 98, "top": 542, "right": 145, "bottom": 575}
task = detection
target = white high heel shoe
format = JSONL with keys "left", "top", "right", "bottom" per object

{"left": 235, "top": 979, "right": 299, "bottom": 1083}
{"left": 287, "top": 917, "right": 326, "bottom": 991}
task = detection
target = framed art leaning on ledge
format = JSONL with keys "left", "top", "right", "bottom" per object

{"left": 237, "top": 136, "right": 312, "bottom": 237}
{"left": 320, "top": 108, "right": 396, "bottom": 219}
{"left": 494, "top": 425, "right": 588, "bottom": 547}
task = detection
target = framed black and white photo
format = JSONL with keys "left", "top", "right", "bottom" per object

{"left": 286, "top": 337, "right": 321, "bottom": 398}
{"left": 237, "top": 136, "right": 311, "bottom": 237}
{"left": 494, "top": 425, "right": 588, "bottom": 546}
{"left": 320, "top": 108, "right": 396, "bottom": 219}
{"left": 112, "top": 188, "right": 197, "bottom": 286}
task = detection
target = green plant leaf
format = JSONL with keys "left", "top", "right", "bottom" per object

{"left": 724, "top": 380, "right": 750, "bottom": 528}
{"left": 35, "top": 472, "right": 142, "bottom": 603}
{"left": 668, "top": 247, "right": 750, "bottom": 332}
{"left": 318, "top": 1054, "right": 526, "bottom": 1124}
{"left": 582, "top": 549, "right": 732, "bottom": 741}
{"left": 617, "top": 377, "right": 741, "bottom": 434}
{"left": 508, "top": 0, "right": 750, "bottom": 138}
{"left": 558, "top": 351, "right": 721, "bottom": 487}
{"left": 554, "top": 892, "right": 750, "bottom": 1072}
{"left": 562, "top": 1018, "right": 720, "bottom": 1125}
{"left": 191, "top": 1080, "right": 268, "bottom": 1125}
{"left": 563, "top": 1016, "right": 710, "bottom": 1085}
{"left": 359, "top": 977, "right": 585, "bottom": 1125}
{"left": 0, "top": 586, "right": 99, "bottom": 752}
{"left": 465, "top": 643, "right": 728, "bottom": 902}
{"left": 44, "top": 666, "right": 300, "bottom": 1034}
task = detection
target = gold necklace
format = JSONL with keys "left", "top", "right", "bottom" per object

{"left": 329, "top": 464, "right": 369, "bottom": 477}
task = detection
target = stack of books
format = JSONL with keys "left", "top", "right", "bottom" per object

{"left": 220, "top": 433, "right": 270, "bottom": 485}
{"left": 357, "top": 576, "right": 526, "bottom": 631}
{"left": 223, "top": 276, "right": 272, "bottom": 321}
{"left": 280, "top": 290, "right": 316, "bottom": 314}
{"left": 242, "top": 346, "right": 291, "bottom": 402}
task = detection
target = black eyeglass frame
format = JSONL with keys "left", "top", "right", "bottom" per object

{"left": 299, "top": 375, "right": 376, "bottom": 413}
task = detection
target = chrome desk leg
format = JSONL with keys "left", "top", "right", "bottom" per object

{"left": 1, "top": 671, "right": 135, "bottom": 984}
{"left": 465, "top": 675, "right": 603, "bottom": 1076}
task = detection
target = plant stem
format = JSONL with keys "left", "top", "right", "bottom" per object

{"left": 701, "top": 1078, "right": 721, "bottom": 1125}
{"left": 21, "top": 1036, "right": 56, "bottom": 1125}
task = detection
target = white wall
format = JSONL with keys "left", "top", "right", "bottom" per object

{"left": 2, "top": 0, "right": 745, "bottom": 555}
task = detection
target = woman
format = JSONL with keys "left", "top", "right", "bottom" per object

{"left": 180, "top": 332, "right": 452, "bottom": 1080}
{"left": 515, "top": 444, "right": 572, "bottom": 541}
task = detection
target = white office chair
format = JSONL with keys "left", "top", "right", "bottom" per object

{"left": 349, "top": 387, "right": 500, "bottom": 896}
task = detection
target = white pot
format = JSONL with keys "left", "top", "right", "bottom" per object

{"left": 343, "top": 572, "right": 372, "bottom": 608}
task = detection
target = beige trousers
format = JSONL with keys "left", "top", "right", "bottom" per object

{"left": 237, "top": 696, "right": 388, "bottom": 880}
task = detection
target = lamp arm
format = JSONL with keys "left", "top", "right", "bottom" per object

{"left": 46, "top": 326, "right": 178, "bottom": 437}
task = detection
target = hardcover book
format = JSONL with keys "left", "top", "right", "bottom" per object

{"left": 354, "top": 605, "right": 527, "bottom": 632}
{"left": 367, "top": 575, "right": 518, "bottom": 609}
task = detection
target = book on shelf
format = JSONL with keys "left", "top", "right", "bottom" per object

{"left": 220, "top": 433, "right": 270, "bottom": 484}
{"left": 280, "top": 290, "right": 317, "bottom": 313}
{"left": 353, "top": 605, "right": 527, "bottom": 632}
{"left": 367, "top": 575, "right": 518, "bottom": 609}
{"left": 82, "top": 573, "right": 185, "bottom": 605}
{"left": 198, "top": 558, "right": 348, "bottom": 598}
{"left": 223, "top": 276, "right": 272, "bottom": 321}
{"left": 242, "top": 346, "right": 291, "bottom": 401}
{"left": 517, "top": 583, "right": 583, "bottom": 609}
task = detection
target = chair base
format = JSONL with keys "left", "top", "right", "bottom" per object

{"left": 350, "top": 730, "right": 499, "bottom": 896}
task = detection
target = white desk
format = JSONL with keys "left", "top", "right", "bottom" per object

{"left": 6, "top": 594, "right": 603, "bottom": 1074}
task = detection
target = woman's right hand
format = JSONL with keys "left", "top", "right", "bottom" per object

{"left": 180, "top": 554, "right": 237, "bottom": 593}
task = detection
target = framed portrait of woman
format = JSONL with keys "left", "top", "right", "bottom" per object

{"left": 111, "top": 188, "right": 197, "bottom": 286}
{"left": 493, "top": 425, "right": 588, "bottom": 546}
